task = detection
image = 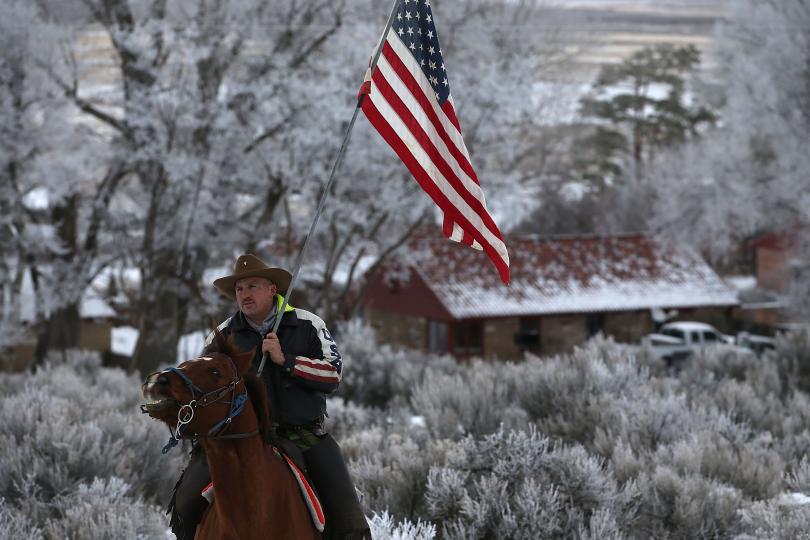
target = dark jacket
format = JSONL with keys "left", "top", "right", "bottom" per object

{"left": 205, "top": 295, "right": 342, "bottom": 426}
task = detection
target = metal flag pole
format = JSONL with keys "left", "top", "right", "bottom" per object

{"left": 257, "top": 0, "right": 402, "bottom": 376}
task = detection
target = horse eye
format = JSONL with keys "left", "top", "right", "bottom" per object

{"left": 209, "top": 368, "right": 221, "bottom": 378}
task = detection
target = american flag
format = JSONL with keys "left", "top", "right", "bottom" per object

{"left": 359, "top": 0, "right": 510, "bottom": 284}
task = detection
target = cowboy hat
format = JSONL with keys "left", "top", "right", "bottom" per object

{"left": 213, "top": 253, "right": 292, "bottom": 299}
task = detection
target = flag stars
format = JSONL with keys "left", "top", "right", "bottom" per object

{"left": 405, "top": 11, "right": 412, "bottom": 20}
{"left": 427, "top": 30, "right": 433, "bottom": 39}
{"left": 409, "top": 42, "right": 416, "bottom": 51}
{"left": 426, "top": 14, "right": 432, "bottom": 23}
{"left": 442, "top": 78, "right": 448, "bottom": 87}
{"left": 407, "top": 26, "right": 414, "bottom": 36}
{"left": 397, "top": 27, "right": 404, "bottom": 36}
{"left": 428, "top": 46, "right": 435, "bottom": 55}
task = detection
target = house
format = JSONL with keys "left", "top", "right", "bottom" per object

{"left": 752, "top": 229, "right": 801, "bottom": 292}
{"left": 362, "top": 233, "right": 739, "bottom": 360}
{"left": 732, "top": 228, "right": 808, "bottom": 331}
{"left": 0, "top": 270, "right": 117, "bottom": 371}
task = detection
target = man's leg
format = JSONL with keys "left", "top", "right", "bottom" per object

{"left": 169, "top": 445, "right": 211, "bottom": 540}
{"left": 302, "top": 433, "right": 371, "bottom": 540}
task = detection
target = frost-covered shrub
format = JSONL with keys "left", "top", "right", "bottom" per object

{"left": 787, "top": 457, "right": 810, "bottom": 494}
{"left": 325, "top": 397, "right": 385, "bottom": 442}
{"left": 0, "top": 498, "right": 43, "bottom": 540}
{"left": 771, "top": 329, "right": 810, "bottom": 394}
{"left": 735, "top": 497, "right": 810, "bottom": 540}
{"left": 410, "top": 362, "right": 529, "bottom": 439}
{"left": 368, "top": 511, "right": 436, "bottom": 540}
{"left": 337, "top": 319, "right": 462, "bottom": 408}
{"left": 0, "top": 350, "right": 184, "bottom": 537}
{"left": 345, "top": 427, "right": 452, "bottom": 519}
{"left": 633, "top": 467, "right": 743, "bottom": 539}
{"left": 424, "top": 427, "right": 639, "bottom": 540}
{"left": 43, "top": 477, "right": 168, "bottom": 540}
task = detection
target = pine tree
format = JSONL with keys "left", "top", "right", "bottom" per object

{"left": 578, "top": 44, "right": 715, "bottom": 185}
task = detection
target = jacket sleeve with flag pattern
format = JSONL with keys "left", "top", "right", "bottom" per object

{"left": 281, "top": 309, "right": 342, "bottom": 394}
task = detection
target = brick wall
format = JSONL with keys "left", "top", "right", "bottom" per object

{"left": 483, "top": 317, "right": 521, "bottom": 360}
{"left": 366, "top": 308, "right": 426, "bottom": 351}
{"left": 757, "top": 247, "right": 792, "bottom": 292}
{"left": 602, "top": 311, "right": 653, "bottom": 342}
{"left": 79, "top": 320, "right": 112, "bottom": 352}
{"left": 541, "top": 314, "right": 588, "bottom": 355}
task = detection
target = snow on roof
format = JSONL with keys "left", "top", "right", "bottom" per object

{"left": 725, "top": 275, "right": 757, "bottom": 292}
{"left": 111, "top": 326, "right": 138, "bottom": 356}
{"left": 80, "top": 290, "right": 116, "bottom": 319}
{"left": 19, "top": 269, "right": 116, "bottom": 322}
{"left": 411, "top": 233, "right": 739, "bottom": 319}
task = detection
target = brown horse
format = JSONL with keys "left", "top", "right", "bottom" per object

{"left": 141, "top": 332, "right": 320, "bottom": 540}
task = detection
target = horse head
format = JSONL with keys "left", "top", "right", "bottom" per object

{"left": 141, "top": 331, "right": 273, "bottom": 448}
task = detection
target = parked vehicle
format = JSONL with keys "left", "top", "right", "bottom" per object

{"left": 659, "top": 321, "right": 735, "bottom": 346}
{"left": 644, "top": 322, "right": 740, "bottom": 363}
{"left": 736, "top": 332, "right": 777, "bottom": 355}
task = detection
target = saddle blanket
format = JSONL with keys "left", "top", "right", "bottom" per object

{"left": 200, "top": 448, "right": 325, "bottom": 533}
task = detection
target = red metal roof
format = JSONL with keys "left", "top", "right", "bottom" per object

{"left": 406, "top": 233, "right": 739, "bottom": 318}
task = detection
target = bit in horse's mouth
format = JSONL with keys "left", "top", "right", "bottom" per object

{"left": 140, "top": 398, "right": 181, "bottom": 414}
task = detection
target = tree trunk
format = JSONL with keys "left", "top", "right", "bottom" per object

{"left": 33, "top": 302, "right": 81, "bottom": 366}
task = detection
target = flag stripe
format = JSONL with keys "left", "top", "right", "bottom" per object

{"left": 361, "top": 98, "right": 510, "bottom": 282}
{"left": 371, "top": 61, "right": 505, "bottom": 243}
{"left": 359, "top": 1, "right": 510, "bottom": 284}
{"left": 442, "top": 98, "right": 462, "bottom": 133}
{"left": 382, "top": 39, "right": 479, "bottom": 185}
{"left": 365, "top": 84, "right": 508, "bottom": 262}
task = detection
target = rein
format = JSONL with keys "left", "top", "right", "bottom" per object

{"left": 142, "top": 356, "right": 259, "bottom": 454}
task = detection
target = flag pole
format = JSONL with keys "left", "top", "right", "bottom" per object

{"left": 258, "top": 0, "right": 402, "bottom": 376}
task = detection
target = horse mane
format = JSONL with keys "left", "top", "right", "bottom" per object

{"left": 204, "top": 329, "right": 278, "bottom": 446}
{"left": 244, "top": 374, "right": 277, "bottom": 445}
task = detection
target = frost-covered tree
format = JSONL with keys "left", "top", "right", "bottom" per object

{"left": 651, "top": 0, "right": 810, "bottom": 299}
{"left": 578, "top": 44, "right": 714, "bottom": 185}
{"left": 3, "top": 0, "right": 572, "bottom": 368}
{"left": 0, "top": 1, "right": 113, "bottom": 359}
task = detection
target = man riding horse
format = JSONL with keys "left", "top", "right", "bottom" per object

{"left": 169, "top": 253, "right": 370, "bottom": 539}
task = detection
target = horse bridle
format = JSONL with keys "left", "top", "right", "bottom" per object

{"left": 142, "top": 355, "right": 259, "bottom": 454}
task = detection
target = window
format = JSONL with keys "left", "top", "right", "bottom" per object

{"left": 662, "top": 328, "right": 685, "bottom": 341}
{"left": 514, "top": 317, "right": 540, "bottom": 350}
{"left": 427, "top": 320, "right": 448, "bottom": 354}
{"left": 586, "top": 313, "right": 604, "bottom": 337}
{"left": 453, "top": 320, "right": 483, "bottom": 355}
{"left": 702, "top": 331, "right": 719, "bottom": 343}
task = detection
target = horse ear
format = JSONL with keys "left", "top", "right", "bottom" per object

{"left": 204, "top": 328, "right": 228, "bottom": 355}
